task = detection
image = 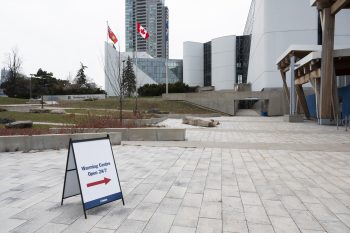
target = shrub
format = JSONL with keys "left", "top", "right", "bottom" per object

{"left": 138, "top": 82, "right": 194, "bottom": 97}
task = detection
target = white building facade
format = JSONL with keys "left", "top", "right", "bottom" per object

{"left": 245, "top": 0, "right": 350, "bottom": 91}
{"left": 183, "top": 35, "right": 245, "bottom": 91}
{"left": 183, "top": 0, "right": 350, "bottom": 92}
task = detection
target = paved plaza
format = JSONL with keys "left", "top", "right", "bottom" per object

{"left": 1, "top": 117, "right": 350, "bottom": 233}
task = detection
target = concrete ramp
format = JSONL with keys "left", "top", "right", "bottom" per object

{"left": 235, "top": 109, "right": 260, "bottom": 116}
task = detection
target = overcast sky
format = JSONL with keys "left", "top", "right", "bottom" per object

{"left": 0, "top": 0, "right": 252, "bottom": 88}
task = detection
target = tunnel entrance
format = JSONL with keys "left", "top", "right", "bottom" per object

{"left": 235, "top": 98, "right": 269, "bottom": 116}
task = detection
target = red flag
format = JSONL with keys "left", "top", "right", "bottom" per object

{"left": 137, "top": 22, "right": 149, "bottom": 40}
{"left": 108, "top": 26, "right": 118, "bottom": 44}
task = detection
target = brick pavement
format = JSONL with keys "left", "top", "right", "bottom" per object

{"left": 1, "top": 117, "right": 350, "bottom": 233}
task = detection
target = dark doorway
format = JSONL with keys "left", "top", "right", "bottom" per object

{"left": 238, "top": 99, "right": 258, "bottom": 109}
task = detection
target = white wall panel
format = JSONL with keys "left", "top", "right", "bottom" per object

{"left": 183, "top": 42, "right": 204, "bottom": 86}
{"left": 105, "top": 43, "right": 120, "bottom": 96}
{"left": 335, "top": 9, "right": 350, "bottom": 47}
{"left": 211, "top": 35, "right": 236, "bottom": 90}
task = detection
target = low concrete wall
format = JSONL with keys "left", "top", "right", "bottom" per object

{"left": 154, "top": 113, "right": 222, "bottom": 119}
{"left": 43, "top": 94, "right": 106, "bottom": 101}
{"left": 0, "top": 132, "right": 122, "bottom": 152}
{"left": 0, "top": 104, "right": 42, "bottom": 112}
{"left": 49, "top": 128, "right": 186, "bottom": 141}
{"left": 123, "top": 117, "right": 167, "bottom": 127}
{"left": 163, "top": 90, "right": 288, "bottom": 116}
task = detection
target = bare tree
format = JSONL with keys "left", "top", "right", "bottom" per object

{"left": 6, "top": 48, "right": 22, "bottom": 81}
{"left": 1, "top": 49, "right": 27, "bottom": 98}
{"left": 104, "top": 43, "right": 125, "bottom": 124}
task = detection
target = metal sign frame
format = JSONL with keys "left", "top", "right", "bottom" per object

{"left": 61, "top": 135, "right": 124, "bottom": 219}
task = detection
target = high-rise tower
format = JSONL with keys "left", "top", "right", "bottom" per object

{"left": 125, "top": 0, "right": 169, "bottom": 58}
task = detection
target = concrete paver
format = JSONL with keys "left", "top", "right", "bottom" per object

{"left": 1, "top": 116, "right": 350, "bottom": 232}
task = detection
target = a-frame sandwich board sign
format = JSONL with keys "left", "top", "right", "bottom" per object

{"left": 61, "top": 135, "right": 124, "bottom": 219}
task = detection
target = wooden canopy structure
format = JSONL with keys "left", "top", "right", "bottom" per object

{"left": 312, "top": 0, "right": 350, "bottom": 124}
{"left": 311, "top": 0, "right": 350, "bottom": 14}
{"left": 277, "top": 0, "right": 350, "bottom": 124}
{"left": 277, "top": 45, "right": 322, "bottom": 119}
{"left": 295, "top": 49, "right": 350, "bottom": 85}
{"left": 277, "top": 47, "right": 350, "bottom": 120}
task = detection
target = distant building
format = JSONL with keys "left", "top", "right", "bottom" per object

{"left": 125, "top": 0, "right": 169, "bottom": 58}
{"left": 105, "top": 43, "right": 182, "bottom": 96}
{"left": 0, "top": 68, "right": 8, "bottom": 97}
{"left": 0, "top": 68, "right": 8, "bottom": 85}
{"left": 183, "top": 35, "right": 251, "bottom": 91}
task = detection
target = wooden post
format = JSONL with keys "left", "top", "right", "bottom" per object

{"left": 280, "top": 70, "right": 290, "bottom": 104}
{"left": 319, "top": 7, "right": 336, "bottom": 124}
{"left": 295, "top": 85, "right": 310, "bottom": 119}
{"left": 316, "top": 78, "right": 322, "bottom": 120}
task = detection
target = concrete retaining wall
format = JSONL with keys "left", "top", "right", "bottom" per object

{"left": 123, "top": 117, "right": 167, "bottom": 127}
{"left": 0, "top": 132, "right": 122, "bottom": 152}
{"left": 49, "top": 128, "right": 186, "bottom": 141}
{"left": 163, "top": 90, "right": 288, "bottom": 116}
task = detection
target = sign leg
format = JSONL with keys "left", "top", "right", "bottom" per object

{"left": 61, "top": 140, "right": 72, "bottom": 206}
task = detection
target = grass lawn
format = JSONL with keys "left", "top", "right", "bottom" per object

{"left": 0, "top": 97, "right": 28, "bottom": 105}
{"left": 59, "top": 97, "right": 217, "bottom": 114}
{"left": 0, "top": 97, "right": 218, "bottom": 114}
{"left": 0, "top": 110, "right": 150, "bottom": 130}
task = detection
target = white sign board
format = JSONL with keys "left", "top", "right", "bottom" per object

{"left": 61, "top": 137, "right": 124, "bottom": 218}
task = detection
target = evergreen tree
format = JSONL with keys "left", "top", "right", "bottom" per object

{"left": 31, "top": 68, "right": 69, "bottom": 97}
{"left": 123, "top": 56, "right": 136, "bottom": 97}
{"left": 75, "top": 62, "right": 88, "bottom": 87}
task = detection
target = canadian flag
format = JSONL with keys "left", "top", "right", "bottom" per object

{"left": 137, "top": 22, "right": 149, "bottom": 40}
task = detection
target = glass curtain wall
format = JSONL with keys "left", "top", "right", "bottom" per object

{"left": 204, "top": 41, "right": 212, "bottom": 86}
{"left": 136, "top": 58, "right": 183, "bottom": 84}
{"left": 236, "top": 35, "right": 251, "bottom": 84}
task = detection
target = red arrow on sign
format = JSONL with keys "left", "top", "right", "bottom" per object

{"left": 87, "top": 177, "right": 111, "bottom": 188}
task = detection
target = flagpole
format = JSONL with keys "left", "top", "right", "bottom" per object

{"left": 106, "top": 21, "right": 109, "bottom": 97}
{"left": 106, "top": 21, "right": 109, "bottom": 44}
{"left": 164, "top": 0, "right": 168, "bottom": 94}
{"left": 135, "top": 23, "right": 138, "bottom": 114}
{"left": 118, "top": 41, "right": 123, "bottom": 123}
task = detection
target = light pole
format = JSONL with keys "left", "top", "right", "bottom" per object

{"left": 41, "top": 84, "right": 48, "bottom": 109}
{"left": 29, "top": 74, "right": 34, "bottom": 100}
{"left": 119, "top": 60, "right": 126, "bottom": 124}
{"left": 122, "top": 60, "right": 126, "bottom": 96}
{"left": 165, "top": 59, "right": 168, "bottom": 94}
